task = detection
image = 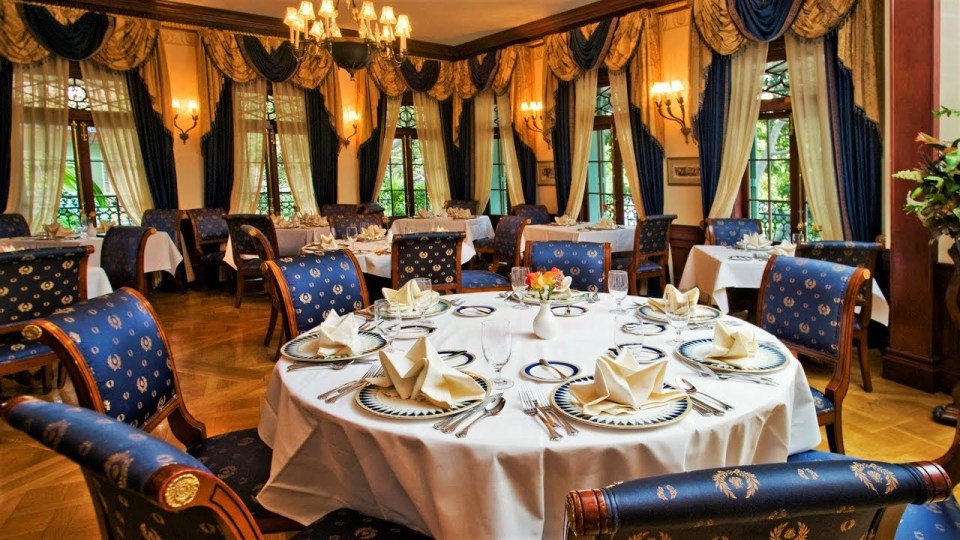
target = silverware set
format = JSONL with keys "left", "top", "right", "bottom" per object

{"left": 675, "top": 377, "right": 733, "bottom": 416}
{"left": 316, "top": 366, "right": 382, "bottom": 403}
{"left": 287, "top": 359, "right": 359, "bottom": 371}
{"left": 519, "top": 385, "right": 578, "bottom": 439}
{"left": 432, "top": 393, "right": 505, "bottom": 437}
{"left": 673, "top": 353, "right": 778, "bottom": 385}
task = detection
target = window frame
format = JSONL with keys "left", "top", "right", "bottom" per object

{"left": 378, "top": 99, "right": 429, "bottom": 218}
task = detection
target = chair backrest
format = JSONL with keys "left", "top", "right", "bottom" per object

{"left": 330, "top": 214, "right": 383, "bottom": 239}
{"left": 240, "top": 225, "right": 276, "bottom": 263}
{"left": 321, "top": 203, "right": 359, "bottom": 217}
{"left": 141, "top": 209, "right": 184, "bottom": 248}
{"left": 444, "top": 199, "right": 479, "bottom": 214}
{"left": 0, "top": 213, "right": 30, "bottom": 238}
{"left": 493, "top": 215, "right": 530, "bottom": 266}
{"left": 186, "top": 208, "right": 228, "bottom": 254}
{"left": 358, "top": 202, "right": 385, "bottom": 216}
{"left": 524, "top": 240, "right": 611, "bottom": 293}
{"left": 225, "top": 214, "right": 279, "bottom": 265}
{"left": 262, "top": 252, "right": 370, "bottom": 338}
{"left": 633, "top": 214, "right": 676, "bottom": 261}
{"left": 2, "top": 397, "right": 263, "bottom": 540}
{"left": 564, "top": 458, "right": 952, "bottom": 539}
{"left": 796, "top": 240, "right": 882, "bottom": 320}
{"left": 391, "top": 232, "right": 465, "bottom": 292}
{"left": 0, "top": 245, "right": 92, "bottom": 324}
{"left": 706, "top": 217, "right": 763, "bottom": 246}
{"left": 511, "top": 204, "right": 550, "bottom": 225}
{"left": 101, "top": 226, "right": 154, "bottom": 294}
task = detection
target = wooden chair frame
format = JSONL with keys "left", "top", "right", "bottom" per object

{"left": 523, "top": 240, "right": 612, "bottom": 292}
{"left": 704, "top": 218, "right": 763, "bottom": 246}
{"left": 102, "top": 227, "right": 154, "bottom": 295}
{"left": 143, "top": 209, "right": 187, "bottom": 291}
{"left": 241, "top": 225, "right": 280, "bottom": 349}
{"left": 225, "top": 216, "right": 277, "bottom": 308}
{"left": 624, "top": 215, "right": 676, "bottom": 296}
{"left": 186, "top": 209, "right": 228, "bottom": 287}
{"left": 481, "top": 218, "right": 530, "bottom": 273}
{"left": 390, "top": 232, "right": 465, "bottom": 294}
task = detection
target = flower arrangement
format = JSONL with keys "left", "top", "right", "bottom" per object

{"left": 894, "top": 106, "right": 960, "bottom": 239}
{"left": 525, "top": 267, "right": 565, "bottom": 302}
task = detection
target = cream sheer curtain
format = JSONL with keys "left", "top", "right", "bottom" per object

{"left": 564, "top": 69, "right": 599, "bottom": 218}
{"left": 9, "top": 56, "right": 69, "bottom": 230}
{"left": 81, "top": 61, "right": 154, "bottom": 224}
{"left": 412, "top": 91, "right": 451, "bottom": 211}
{"left": 708, "top": 41, "right": 768, "bottom": 218}
{"left": 272, "top": 81, "right": 319, "bottom": 215}
{"left": 609, "top": 70, "right": 646, "bottom": 219}
{"left": 496, "top": 91, "right": 525, "bottom": 206}
{"left": 785, "top": 34, "right": 844, "bottom": 240}
{"left": 371, "top": 95, "right": 402, "bottom": 201}
{"left": 230, "top": 78, "right": 268, "bottom": 214}
{"left": 472, "top": 90, "right": 495, "bottom": 213}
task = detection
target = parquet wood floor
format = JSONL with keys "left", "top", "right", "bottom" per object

{"left": 0, "top": 289, "right": 955, "bottom": 539}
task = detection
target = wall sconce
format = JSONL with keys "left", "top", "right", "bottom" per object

{"left": 342, "top": 109, "right": 360, "bottom": 146}
{"left": 172, "top": 99, "right": 199, "bottom": 144}
{"left": 519, "top": 101, "right": 544, "bottom": 133}
{"left": 650, "top": 80, "right": 691, "bottom": 144}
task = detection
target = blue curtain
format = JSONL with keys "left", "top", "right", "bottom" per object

{"left": 125, "top": 70, "right": 178, "bottom": 209}
{"left": 238, "top": 36, "right": 299, "bottom": 82}
{"left": 469, "top": 53, "right": 497, "bottom": 90}
{"left": 626, "top": 72, "right": 664, "bottom": 215}
{"left": 695, "top": 52, "right": 731, "bottom": 219}
{"left": 440, "top": 98, "right": 469, "bottom": 201}
{"left": 305, "top": 88, "right": 339, "bottom": 206}
{"left": 515, "top": 129, "right": 538, "bottom": 205}
{"left": 399, "top": 59, "right": 441, "bottom": 91}
{"left": 730, "top": 0, "right": 801, "bottom": 41}
{"left": 201, "top": 80, "right": 234, "bottom": 210}
{"left": 19, "top": 5, "right": 109, "bottom": 60}
{"left": 569, "top": 19, "right": 614, "bottom": 70}
{"left": 0, "top": 59, "right": 10, "bottom": 212}
{"left": 552, "top": 81, "right": 573, "bottom": 213}
{"left": 358, "top": 95, "right": 386, "bottom": 203}
{"left": 825, "top": 32, "right": 882, "bottom": 242}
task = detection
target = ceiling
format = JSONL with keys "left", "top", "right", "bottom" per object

{"left": 175, "top": 0, "right": 601, "bottom": 45}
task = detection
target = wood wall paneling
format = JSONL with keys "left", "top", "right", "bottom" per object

{"left": 668, "top": 224, "right": 704, "bottom": 284}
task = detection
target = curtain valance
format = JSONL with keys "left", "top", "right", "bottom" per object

{"left": 20, "top": 4, "right": 111, "bottom": 61}
{"left": 238, "top": 36, "right": 299, "bottom": 83}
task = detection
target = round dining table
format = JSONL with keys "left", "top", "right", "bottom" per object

{"left": 257, "top": 292, "right": 821, "bottom": 539}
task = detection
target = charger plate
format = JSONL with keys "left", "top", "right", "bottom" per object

{"left": 636, "top": 304, "right": 722, "bottom": 325}
{"left": 357, "top": 373, "right": 489, "bottom": 419}
{"left": 282, "top": 331, "right": 387, "bottom": 362}
{"left": 676, "top": 338, "right": 789, "bottom": 373}
{"left": 552, "top": 377, "right": 690, "bottom": 430}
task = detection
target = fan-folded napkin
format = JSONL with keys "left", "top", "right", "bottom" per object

{"left": 357, "top": 224, "right": 386, "bottom": 241}
{"left": 705, "top": 321, "right": 758, "bottom": 364}
{"left": 316, "top": 234, "right": 339, "bottom": 250}
{"left": 772, "top": 240, "right": 796, "bottom": 256}
{"left": 271, "top": 215, "right": 294, "bottom": 229}
{"left": 595, "top": 217, "right": 617, "bottom": 230}
{"left": 569, "top": 350, "right": 684, "bottom": 415}
{"left": 740, "top": 233, "right": 772, "bottom": 249}
{"left": 96, "top": 220, "right": 116, "bottom": 234}
{"left": 447, "top": 207, "right": 472, "bottom": 218}
{"left": 382, "top": 279, "right": 439, "bottom": 313}
{"left": 44, "top": 223, "right": 74, "bottom": 238}
{"left": 646, "top": 284, "right": 700, "bottom": 315}
{"left": 367, "top": 337, "right": 485, "bottom": 408}
{"left": 302, "top": 213, "right": 328, "bottom": 227}
{"left": 313, "top": 311, "right": 362, "bottom": 356}
{"left": 555, "top": 214, "right": 577, "bottom": 226}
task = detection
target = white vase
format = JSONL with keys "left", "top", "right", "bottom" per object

{"left": 533, "top": 301, "right": 558, "bottom": 340}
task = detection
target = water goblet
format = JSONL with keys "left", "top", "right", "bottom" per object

{"left": 482, "top": 319, "right": 513, "bottom": 389}
{"left": 666, "top": 296, "right": 692, "bottom": 345}
{"left": 412, "top": 277, "right": 434, "bottom": 325}
{"left": 510, "top": 267, "right": 529, "bottom": 310}
{"left": 346, "top": 225, "right": 358, "bottom": 249}
{"left": 608, "top": 270, "right": 629, "bottom": 314}
{"left": 378, "top": 304, "right": 403, "bottom": 351}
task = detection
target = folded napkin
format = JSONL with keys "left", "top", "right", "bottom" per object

{"left": 96, "top": 220, "right": 116, "bottom": 234}
{"left": 302, "top": 213, "right": 328, "bottom": 227}
{"left": 367, "top": 337, "right": 485, "bottom": 408}
{"left": 432, "top": 225, "right": 447, "bottom": 232}
{"left": 545, "top": 275, "right": 574, "bottom": 298}
{"left": 705, "top": 321, "right": 758, "bottom": 364}
{"left": 555, "top": 214, "right": 577, "bottom": 226}
{"left": 416, "top": 208, "right": 433, "bottom": 218}
{"left": 595, "top": 217, "right": 617, "bottom": 230}
{"left": 357, "top": 224, "right": 386, "bottom": 241}
{"left": 569, "top": 351, "right": 685, "bottom": 416}
{"left": 43, "top": 223, "right": 74, "bottom": 238}
{"left": 772, "top": 240, "right": 796, "bottom": 256}
{"left": 446, "top": 207, "right": 472, "bottom": 219}
{"left": 317, "top": 234, "right": 339, "bottom": 250}
{"left": 646, "top": 285, "right": 700, "bottom": 315}
{"left": 271, "top": 215, "right": 293, "bottom": 229}
{"left": 313, "top": 311, "right": 362, "bottom": 356}
{"left": 382, "top": 279, "right": 440, "bottom": 314}
{"left": 740, "top": 233, "right": 772, "bottom": 249}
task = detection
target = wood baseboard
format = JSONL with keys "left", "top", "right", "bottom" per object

{"left": 882, "top": 347, "right": 940, "bottom": 392}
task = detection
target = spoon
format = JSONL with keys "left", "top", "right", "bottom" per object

{"left": 538, "top": 358, "right": 569, "bottom": 381}
{"left": 675, "top": 377, "right": 734, "bottom": 411}
{"left": 456, "top": 395, "right": 506, "bottom": 438}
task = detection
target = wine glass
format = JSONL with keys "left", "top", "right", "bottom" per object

{"left": 608, "top": 270, "right": 629, "bottom": 314}
{"left": 377, "top": 303, "right": 403, "bottom": 351}
{"left": 482, "top": 319, "right": 513, "bottom": 389}
{"left": 614, "top": 313, "right": 646, "bottom": 358}
{"left": 412, "top": 277, "right": 434, "bottom": 325}
{"left": 346, "top": 225, "right": 358, "bottom": 249}
{"left": 666, "top": 296, "right": 692, "bottom": 344}
{"left": 510, "top": 267, "right": 529, "bottom": 310}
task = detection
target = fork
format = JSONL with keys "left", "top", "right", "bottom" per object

{"left": 286, "top": 359, "right": 352, "bottom": 372}
{"left": 325, "top": 367, "right": 383, "bottom": 403}
{"left": 316, "top": 365, "right": 379, "bottom": 401}
{"left": 519, "top": 386, "right": 562, "bottom": 441}
{"left": 534, "top": 388, "right": 578, "bottom": 436}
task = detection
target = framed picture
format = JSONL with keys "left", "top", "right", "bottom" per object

{"left": 666, "top": 157, "right": 701, "bottom": 186}
{"left": 537, "top": 161, "right": 556, "bottom": 186}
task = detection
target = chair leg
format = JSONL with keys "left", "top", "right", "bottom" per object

{"left": 264, "top": 306, "right": 278, "bottom": 347}
{"left": 857, "top": 335, "right": 873, "bottom": 392}
{"left": 234, "top": 273, "right": 244, "bottom": 308}
{"left": 56, "top": 360, "right": 67, "bottom": 389}
{"left": 40, "top": 366, "right": 53, "bottom": 394}
{"left": 826, "top": 418, "right": 844, "bottom": 454}
{"left": 628, "top": 276, "right": 638, "bottom": 296}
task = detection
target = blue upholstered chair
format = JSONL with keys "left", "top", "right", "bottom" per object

{"left": 511, "top": 204, "right": 550, "bottom": 225}
{"left": 1, "top": 397, "right": 431, "bottom": 539}
{"left": 262, "top": 251, "right": 370, "bottom": 341}
{"left": 101, "top": 226, "right": 154, "bottom": 295}
{"left": 0, "top": 245, "right": 92, "bottom": 393}
{"left": 186, "top": 208, "right": 228, "bottom": 286}
{"left": 444, "top": 199, "right": 479, "bottom": 215}
{"left": 706, "top": 217, "right": 763, "bottom": 246}
{"left": 241, "top": 224, "right": 281, "bottom": 351}
{"left": 225, "top": 214, "right": 279, "bottom": 308}
{"left": 0, "top": 213, "right": 30, "bottom": 238}
{"left": 142, "top": 209, "right": 187, "bottom": 290}
{"left": 21, "top": 288, "right": 298, "bottom": 533}
{"left": 391, "top": 232, "right": 464, "bottom": 294}
{"left": 462, "top": 216, "right": 529, "bottom": 291}
{"left": 321, "top": 203, "right": 359, "bottom": 217}
{"left": 565, "top": 457, "right": 953, "bottom": 539}
{"left": 330, "top": 214, "right": 383, "bottom": 239}
{"left": 524, "top": 240, "right": 611, "bottom": 293}
{"left": 797, "top": 240, "right": 883, "bottom": 392}
{"left": 758, "top": 255, "right": 868, "bottom": 454}
{"left": 612, "top": 214, "right": 676, "bottom": 296}
{"left": 358, "top": 202, "right": 386, "bottom": 217}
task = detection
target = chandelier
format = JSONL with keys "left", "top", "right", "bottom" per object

{"left": 283, "top": 0, "right": 411, "bottom": 77}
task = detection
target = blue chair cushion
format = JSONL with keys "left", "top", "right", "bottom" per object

{"left": 810, "top": 387, "right": 834, "bottom": 414}
{"left": 612, "top": 257, "right": 661, "bottom": 274}
{"left": 293, "top": 508, "right": 431, "bottom": 539}
{"left": 187, "top": 428, "right": 274, "bottom": 520}
{"left": 0, "top": 334, "right": 53, "bottom": 367}
{"left": 240, "top": 258, "right": 263, "bottom": 273}
{"left": 897, "top": 497, "right": 960, "bottom": 539}
{"left": 200, "top": 251, "right": 225, "bottom": 264}
{"left": 473, "top": 237, "right": 494, "bottom": 250}
{"left": 461, "top": 270, "right": 509, "bottom": 289}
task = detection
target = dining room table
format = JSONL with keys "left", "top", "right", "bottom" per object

{"left": 310, "top": 237, "right": 477, "bottom": 279}
{"left": 256, "top": 291, "right": 821, "bottom": 539}
{"left": 86, "top": 267, "right": 113, "bottom": 298}
{"left": 389, "top": 215, "right": 494, "bottom": 249}
{"left": 0, "top": 232, "right": 183, "bottom": 278}
{"left": 678, "top": 244, "right": 890, "bottom": 325}
{"left": 222, "top": 224, "right": 332, "bottom": 270}
{"left": 522, "top": 222, "right": 636, "bottom": 253}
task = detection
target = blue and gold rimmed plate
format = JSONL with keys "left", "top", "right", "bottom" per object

{"left": 521, "top": 290, "right": 588, "bottom": 306}
{"left": 453, "top": 305, "right": 496, "bottom": 318}
{"left": 281, "top": 331, "right": 387, "bottom": 362}
{"left": 356, "top": 373, "right": 490, "bottom": 419}
{"left": 440, "top": 350, "right": 475, "bottom": 369}
{"left": 394, "top": 324, "right": 437, "bottom": 340}
{"left": 676, "top": 338, "right": 789, "bottom": 373}
{"left": 620, "top": 321, "right": 668, "bottom": 336}
{"left": 610, "top": 345, "right": 666, "bottom": 363}
{"left": 522, "top": 360, "right": 581, "bottom": 382}
{"left": 382, "top": 299, "right": 452, "bottom": 319}
{"left": 551, "top": 377, "right": 690, "bottom": 430}
{"left": 636, "top": 304, "right": 723, "bottom": 325}
{"left": 550, "top": 304, "right": 587, "bottom": 317}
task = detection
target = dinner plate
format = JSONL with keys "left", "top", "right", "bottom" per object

{"left": 636, "top": 304, "right": 723, "bottom": 324}
{"left": 522, "top": 361, "right": 581, "bottom": 382}
{"left": 453, "top": 305, "right": 496, "bottom": 317}
{"left": 735, "top": 243, "right": 773, "bottom": 252}
{"left": 581, "top": 225, "right": 622, "bottom": 231}
{"left": 383, "top": 299, "right": 452, "bottom": 319}
{"left": 521, "top": 290, "right": 588, "bottom": 306}
{"left": 610, "top": 345, "right": 667, "bottom": 363}
{"left": 356, "top": 373, "right": 489, "bottom": 419}
{"left": 281, "top": 330, "right": 387, "bottom": 362}
{"left": 550, "top": 304, "right": 587, "bottom": 317}
{"left": 676, "top": 338, "right": 789, "bottom": 373}
{"left": 552, "top": 377, "right": 690, "bottom": 430}
{"left": 620, "top": 321, "right": 668, "bottom": 336}
{"left": 440, "top": 350, "right": 476, "bottom": 369}
{"left": 394, "top": 323, "right": 437, "bottom": 340}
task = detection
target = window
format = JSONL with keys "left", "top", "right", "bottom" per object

{"left": 257, "top": 92, "right": 296, "bottom": 218}
{"left": 584, "top": 84, "right": 636, "bottom": 225}
{"left": 378, "top": 104, "right": 428, "bottom": 217}
{"left": 489, "top": 106, "right": 509, "bottom": 215}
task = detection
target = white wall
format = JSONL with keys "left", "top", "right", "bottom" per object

{"left": 938, "top": 1, "right": 960, "bottom": 261}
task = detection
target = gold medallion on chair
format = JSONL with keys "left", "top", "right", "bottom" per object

{"left": 712, "top": 469, "right": 759, "bottom": 499}
{"left": 850, "top": 462, "right": 898, "bottom": 494}
{"left": 164, "top": 472, "right": 200, "bottom": 508}
{"left": 769, "top": 521, "right": 809, "bottom": 540}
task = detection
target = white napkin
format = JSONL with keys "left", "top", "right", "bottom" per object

{"left": 367, "top": 337, "right": 485, "bottom": 408}
{"left": 446, "top": 207, "right": 471, "bottom": 218}
{"left": 302, "top": 213, "right": 328, "bottom": 227}
{"left": 357, "top": 224, "right": 386, "bottom": 241}
{"left": 569, "top": 351, "right": 685, "bottom": 415}
{"left": 646, "top": 284, "right": 700, "bottom": 315}
{"left": 313, "top": 311, "right": 362, "bottom": 356}
{"left": 772, "top": 240, "right": 796, "bottom": 256}
{"left": 44, "top": 223, "right": 74, "bottom": 238}
{"left": 271, "top": 215, "right": 293, "bottom": 229}
{"left": 740, "top": 233, "right": 772, "bottom": 249}
{"left": 595, "top": 217, "right": 617, "bottom": 230}
{"left": 554, "top": 214, "right": 577, "bottom": 226}
{"left": 96, "top": 220, "right": 117, "bottom": 234}
{"left": 705, "top": 321, "right": 758, "bottom": 364}
{"left": 382, "top": 280, "right": 440, "bottom": 314}
{"left": 545, "top": 275, "right": 574, "bottom": 298}
{"left": 314, "top": 234, "right": 339, "bottom": 250}
{"left": 416, "top": 208, "right": 432, "bottom": 218}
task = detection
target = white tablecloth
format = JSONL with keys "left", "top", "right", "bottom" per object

{"left": 390, "top": 216, "right": 494, "bottom": 248}
{"left": 0, "top": 233, "right": 183, "bottom": 276}
{"left": 345, "top": 239, "right": 477, "bottom": 279}
{"left": 87, "top": 267, "right": 113, "bottom": 298}
{"left": 523, "top": 223, "right": 635, "bottom": 253}
{"left": 223, "top": 226, "right": 332, "bottom": 270}
{"left": 678, "top": 245, "right": 889, "bottom": 325}
{"left": 257, "top": 292, "right": 820, "bottom": 539}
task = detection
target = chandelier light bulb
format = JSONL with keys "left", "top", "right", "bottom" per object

{"left": 379, "top": 6, "right": 397, "bottom": 25}
{"left": 395, "top": 14, "right": 411, "bottom": 37}
{"left": 318, "top": 0, "right": 336, "bottom": 17}
{"left": 359, "top": 1, "right": 378, "bottom": 21}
